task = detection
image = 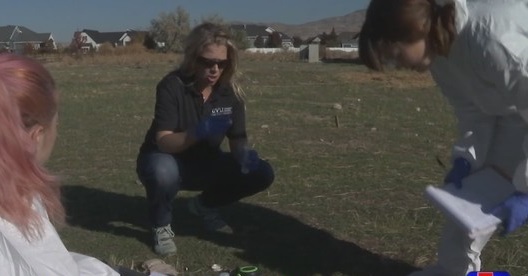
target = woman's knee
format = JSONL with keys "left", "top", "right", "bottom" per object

{"left": 254, "top": 160, "right": 274, "bottom": 190}
{"left": 137, "top": 152, "right": 181, "bottom": 191}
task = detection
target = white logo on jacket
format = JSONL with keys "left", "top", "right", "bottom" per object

{"left": 211, "top": 107, "right": 233, "bottom": 116}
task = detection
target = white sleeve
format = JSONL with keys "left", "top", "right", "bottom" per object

{"left": 446, "top": 91, "right": 496, "bottom": 169}
{"left": 70, "top": 252, "right": 120, "bottom": 276}
{"left": 511, "top": 63, "right": 528, "bottom": 192}
{"left": 431, "top": 56, "right": 497, "bottom": 170}
{"left": 0, "top": 202, "right": 119, "bottom": 276}
{"left": 477, "top": 33, "right": 528, "bottom": 192}
{"left": 430, "top": 58, "right": 497, "bottom": 170}
{"left": 512, "top": 110, "right": 528, "bottom": 193}
{"left": 0, "top": 233, "right": 38, "bottom": 276}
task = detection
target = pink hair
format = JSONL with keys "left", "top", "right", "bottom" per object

{"left": 0, "top": 53, "right": 64, "bottom": 240}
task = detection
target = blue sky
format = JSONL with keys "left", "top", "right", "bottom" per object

{"left": 0, "top": 0, "right": 370, "bottom": 44}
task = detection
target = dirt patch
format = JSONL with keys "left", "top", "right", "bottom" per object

{"left": 338, "top": 70, "right": 435, "bottom": 89}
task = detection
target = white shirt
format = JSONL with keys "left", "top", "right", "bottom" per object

{"left": 0, "top": 200, "right": 119, "bottom": 276}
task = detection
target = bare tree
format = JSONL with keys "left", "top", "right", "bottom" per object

{"left": 39, "top": 39, "right": 56, "bottom": 54}
{"left": 196, "top": 14, "right": 250, "bottom": 50}
{"left": 69, "top": 31, "right": 87, "bottom": 55}
{"left": 292, "top": 36, "right": 303, "bottom": 47}
{"left": 254, "top": 35, "right": 265, "bottom": 48}
{"left": 197, "top": 13, "right": 227, "bottom": 26}
{"left": 325, "top": 27, "right": 340, "bottom": 47}
{"left": 150, "top": 6, "right": 191, "bottom": 52}
{"left": 230, "top": 29, "right": 250, "bottom": 50}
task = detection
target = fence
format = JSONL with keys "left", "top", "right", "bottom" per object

{"left": 244, "top": 47, "right": 358, "bottom": 54}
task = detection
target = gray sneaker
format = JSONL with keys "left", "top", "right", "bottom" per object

{"left": 188, "top": 197, "right": 233, "bottom": 234}
{"left": 153, "top": 224, "right": 177, "bottom": 256}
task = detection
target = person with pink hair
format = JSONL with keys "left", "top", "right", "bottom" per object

{"left": 0, "top": 53, "right": 131, "bottom": 275}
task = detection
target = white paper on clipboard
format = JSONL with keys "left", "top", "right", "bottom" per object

{"left": 424, "top": 168, "right": 515, "bottom": 237}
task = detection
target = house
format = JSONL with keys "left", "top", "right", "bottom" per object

{"left": 337, "top": 31, "right": 359, "bottom": 49}
{"left": 302, "top": 36, "right": 323, "bottom": 45}
{"left": 0, "top": 25, "right": 56, "bottom": 53}
{"left": 75, "top": 29, "right": 148, "bottom": 52}
{"left": 230, "top": 24, "right": 275, "bottom": 47}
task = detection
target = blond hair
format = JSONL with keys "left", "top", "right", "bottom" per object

{"left": 180, "top": 22, "right": 244, "bottom": 100}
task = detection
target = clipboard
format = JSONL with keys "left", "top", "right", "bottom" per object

{"left": 424, "top": 168, "right": 514, "bottom": 238}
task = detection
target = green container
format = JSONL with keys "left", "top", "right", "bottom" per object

{"left": 232, "top": 266, "right": 259, "bottom": 276}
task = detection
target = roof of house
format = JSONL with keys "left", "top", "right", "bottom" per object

{"left": 0, "top": 25, "right": 51, "bottom": 43}
{"left": 278, "top": 32, "right": 291, "bottom": 40}
{"left": 338, "top": 31, "right": 360, "bottom": 43}
{"left": 82, "top": 29, "right": 125, "bottom": 44}
{"left": 230, "top": 24, "right": 274, "bottom": 37}
{"left": 303, "top": 36, "right": 323, "bottom": 44}
{"left": 126, "top": 29, "right": 148, "bottom": 37}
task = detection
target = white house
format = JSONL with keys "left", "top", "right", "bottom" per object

{"left": 230, "top": 24, "right": 274, "bottom": 47}
{"left": 337, "top": 31, "right": 359, "bottom": 49}
{"left": 75, "top": 29, "right": 146, "bottom": 52}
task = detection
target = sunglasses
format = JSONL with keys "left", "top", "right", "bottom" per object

{"left": 197, "top": 56, "right": 229, "bottom": 69}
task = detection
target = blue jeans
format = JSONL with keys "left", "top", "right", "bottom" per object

{"left": 136, "top": 150, "right": 274, "bottom": 227}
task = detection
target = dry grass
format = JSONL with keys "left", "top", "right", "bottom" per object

{"left": 323, "top": 49, "right": 359, "bottom": 60}
{"left": 33, "top": 48, "right": 182, "bottom": 67}
{"left": 45, "top": 57, "right": 528, "bottom": 275}
{"left": 337, "top": 69, "right": 435, "bottom": 89}
{"left": 38, "top": 47, "right": 302, "bottom": 67}
{"left": 38, "top": 48, "right": 315, "bottom": 68}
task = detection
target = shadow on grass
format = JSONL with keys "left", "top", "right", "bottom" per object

{"left": 62, "top": 185, "right": 153, "bottom": 246}
{"left": 321, "top": 57, "right": 364, "bottom": 65}
{"left": 63, "top": 185, "right": 417, "bottom": 276}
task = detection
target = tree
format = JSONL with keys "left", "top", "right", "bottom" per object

{"left": 127, "top": 31, "right": 156, "bottom": 50}
{"left": 150, "top": 6, "right": 191, "bottom": 52}
{"left": 143, "top": 33, "right": 157, "bottom": 50}
{"left": 197, "top": 13, "right": 248, "bottom": 50}
{"left": 39, "top": 39, "right": 56, "bottom": 54}
{"left": 325, "top": 27, "right": 340, "bottom": 47}
{"left": 254, "top": 35, "right": 265, "bottom": 48}
{"left": 198, "top": 13, "right": 227, "bottom": 26}
{"left": 196, "top": 14, "right": 250, "bottom": 50}
{"left": 267, "top": 31, "right": 282, "bottom": 48}
{"left": 230, "top": 29, "right": 250, "bottom": 50}
{"left": 292, "top": 36, "right": 303, "bottom": 47}
{"left": 319, "top": 32, "right": 328, "bottom": 44}
{"left": 69, "top": 31, "right": 87, "bottom": 55}
{"left": 23, "top": 43, "right": 35, "bottom": 55}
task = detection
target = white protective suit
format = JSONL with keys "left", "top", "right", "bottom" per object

{"left": 0, "top": 199, "right": 120, "bottom": 276}
{"left": 409, "top": 0, "right": 528, "bottom": 275}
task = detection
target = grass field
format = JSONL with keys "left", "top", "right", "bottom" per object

{"left": 44, "top": 56, "right": 528, "bottom": 276}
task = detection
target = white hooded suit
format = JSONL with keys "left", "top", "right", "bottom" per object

{"left": 0, "top": 199, "right": 119, "bottom": 276}
{"left": 412, "top": 0, "right": 528, "bottom": 275}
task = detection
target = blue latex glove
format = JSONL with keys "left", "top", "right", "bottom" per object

{"left": 193, "top": 115, "right": 232, "bottom": 140}
{"left": 491, "top": 192, "right": 528, "bottom": 235}
{"left": 444, "top": 157, "right": 471, "bottom": 188}
{"left": 240, "top": 149, "right": 260, "bottom": 174}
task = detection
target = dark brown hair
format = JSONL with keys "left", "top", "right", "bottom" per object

{"left": 359, "top": 0, "right": 457, "bottom": 71}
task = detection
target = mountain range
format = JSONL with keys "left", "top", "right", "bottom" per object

{"left": 234, "top": 9, "right": 366, "bottom": 39}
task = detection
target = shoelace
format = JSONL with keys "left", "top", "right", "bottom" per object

{"left": 155, "top": 226, "right": 175, "bottom": 238}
